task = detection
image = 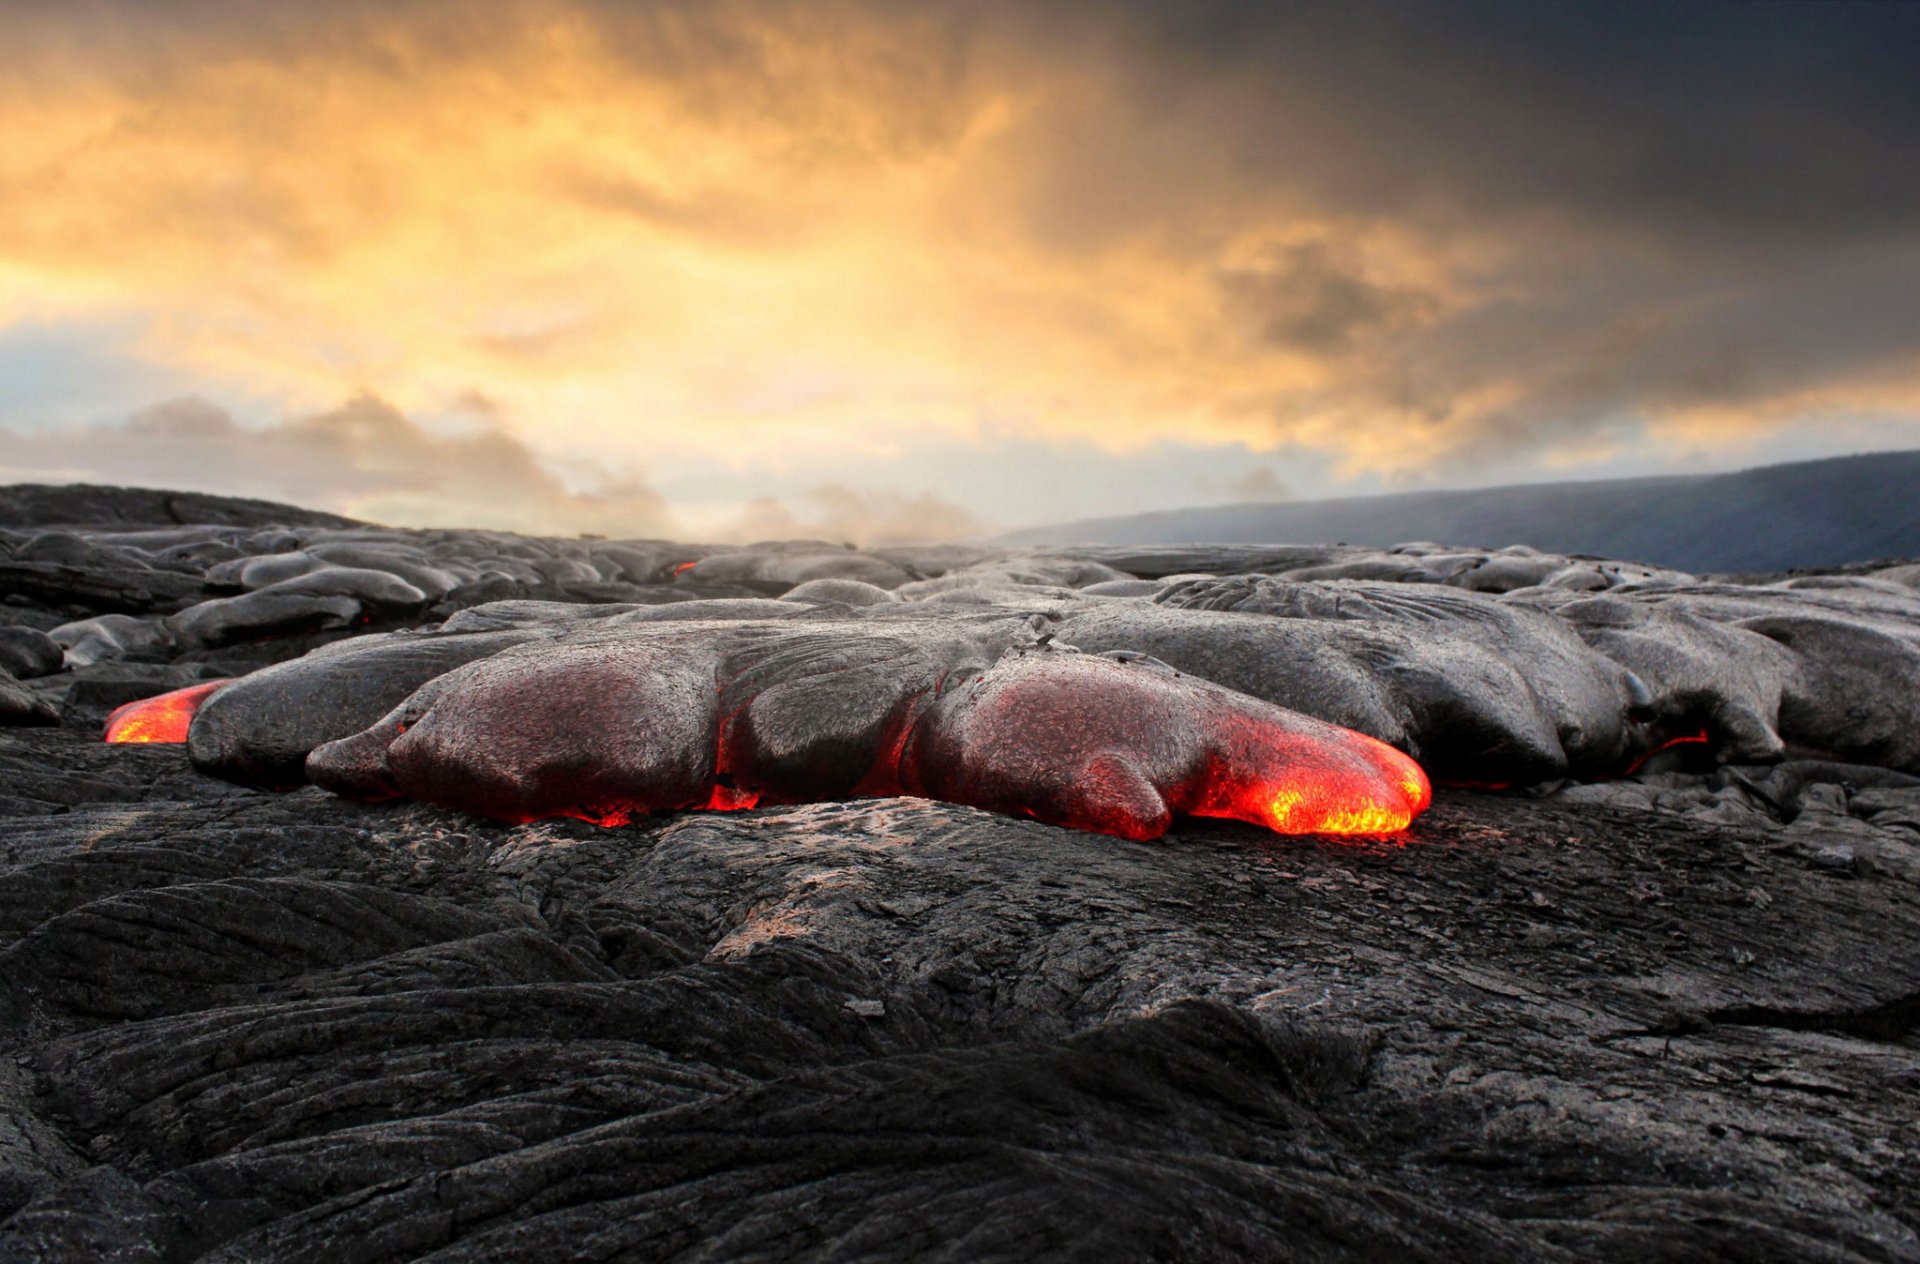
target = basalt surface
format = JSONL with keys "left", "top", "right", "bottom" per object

{"left": 2, "top": 484, "right": 1919, "bottom": 1261}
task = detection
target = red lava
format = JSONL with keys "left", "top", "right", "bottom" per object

{"left": 1623, "top": 727, "right": 1712, "bottom": 776}
{"left": 900, "top": 657, "right": 1434, "bottom": 840}
{"left": 558, "top": 784, "right": 761, "bottom": 828}
{"left": 308, "top": 651, "right": 1434, "bottom": 840}
{"left": 1187, "top": 733, "right": 1432, "bottom": 837}
{"left": 103, "top": 680, "right": 231, "bottom": 744}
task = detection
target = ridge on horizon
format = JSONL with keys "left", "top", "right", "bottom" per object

{"left": 1000, "top": 447, "right": 1920, "bottom": 573}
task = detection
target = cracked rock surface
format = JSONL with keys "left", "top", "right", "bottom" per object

{"left": 3, "top": 724, "right": 1919, "bottom": 1260}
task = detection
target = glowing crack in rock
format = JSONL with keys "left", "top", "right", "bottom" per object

{"left": 103, "top": 680, "right": 232, "bottom": 744}
{"left": 1622, "top": 727, "right": 1713, "bottom": 776}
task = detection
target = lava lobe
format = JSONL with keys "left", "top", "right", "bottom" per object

{"left": 302, "top": 633, "right": 1430, "bottom": 841}
{"left": 103, "top": 680, "right": 231, "bottom": 744}
{"left": 902, "top": 650, "right": 1431, "bottom": 840}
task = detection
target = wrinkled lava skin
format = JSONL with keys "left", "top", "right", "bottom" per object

{"left": 304, "top": 631, "right": 1430, "bottom": 840}
{"left": 102, "top": 680, "right": 233, "bottom": 744}
{"left": 902, "top": 650, "right": 1431, "bottom": 840}
{"left": 186, "top": 628, "right": 548, "bottom": 787}
{"left": 310, "top": 638, "right": 723, "bottom": 823}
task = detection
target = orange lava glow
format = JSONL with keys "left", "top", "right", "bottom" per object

{"left": 672, "top": 561, "right": 699, "bottom": 576}
{"left": 102, "top": 680, "right": 231, "bottom": 744}
{"left": 1190, "top": 734, "right": 1433, "bottom": 837}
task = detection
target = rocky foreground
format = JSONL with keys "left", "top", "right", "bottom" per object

{"left": 2, "top": 484, "right": 1919, "bottom": 1261}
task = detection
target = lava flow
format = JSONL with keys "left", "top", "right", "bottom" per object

{"left": 1185, "top": 728, "right": 1433, "bottom": 837}
{"left": 103, "top": 680, "right": 231, "bottom": 744}
{"left": 1622, "top": 727, "right": 1712, "bottom": 776}
{"left": 305, "top": 642, "right": 1438, "bottom": 841}
{"left": 903, "top": 653, "right": 1436, "bottom": 841}
{"left": 558, "top": 783, "right": 761, "bottom": 827}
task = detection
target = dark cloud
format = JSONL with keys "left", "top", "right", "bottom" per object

{"left": 1061, "top": 0, "right": 1920, "bottom": 242}
{"left": 1219, "top": 242, "right": 1438, "bottom": 354}
{"left": 991, "top": 0, "right": 1920, "bottom": 468}
{"left": 0, "top": 394, "right": 676, "bottom": 536}
{"left": 17, "top": 0, "right": 1915, "bottom": 243}
{"left": 1312, "top": 235, "right": 1920, "bottom": 468}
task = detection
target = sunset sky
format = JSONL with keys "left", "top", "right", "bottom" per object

{"left": 3, "top": 0, "right": 1918, "bottom": 541}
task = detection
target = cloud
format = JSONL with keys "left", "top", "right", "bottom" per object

{"left": 721, "top": 482, "right": 983, "bottom": 547}
{"left": 1035, "top": 0, "right": 1920, "bottom": 242}
{"left": 0, "top": 0, "right": 1917, "bottom": 519}
{"left": 1218, "top": 242, "right": 1439, "bottom": 354}
{"left": 0, "top": 394, "right": 677, "bottom": 536}
{"left": 1208, "top": 466, "right": 1293, "bottom": 504}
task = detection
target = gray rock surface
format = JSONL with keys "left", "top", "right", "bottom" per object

{"left": 5, "top": 480, "right": 1920, "bottom": 1260}
{"left": 1, "top": 725, "right": 1917, "bottom": 1261}
{"left": 0, "top": 627, "right": 64, "bottom": 680}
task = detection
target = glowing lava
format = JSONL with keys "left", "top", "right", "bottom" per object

{"left": 903, "top": 652, "right": 1435, "bottom": 841}
{"left": 1185, "top": 728, "right": 1432, "bottom": 838}
{"left": 558, "top": 783, "right": 762, "bottom": 827}
{"left": 1227, "top": 753, "right": 1430, "bottom": 836}
{"left": 103, "top": 680, "right": 231, "bottom": 744}
{"left": 1623, "top": 727, "right": 1712, "bottom": 776}
{"left": 304, "top": 639, "right": 1435, "bottom": 841}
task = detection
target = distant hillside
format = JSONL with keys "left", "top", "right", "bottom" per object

{"left": 0, "top": 484, "right": 359, "bottom": 530}
{"left": 1002, "top": 450, "right": 1920, "bottom": 572}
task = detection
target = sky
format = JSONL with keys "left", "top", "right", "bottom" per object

{"left": 2, "top": 0, "right": 1918, "bottom": 542}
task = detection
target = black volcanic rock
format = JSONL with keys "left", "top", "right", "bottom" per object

{"left": 1057, "top": 597, "right": 1638, "bottom": 784}
{"left": 168, "top": 589, "right": 363, "bottom": 649}
{"left": 202, "top": 550, "right": 331, "bottom": 591}
{"left": 681, "top": 548, "right": 916, "bottom": 593}
{"left": 1541, "top": 594, "right": 1794, "bottom": 764}
{"left": 0, "top": 484, "right": 358, "bottom": 530}
{"left": 0, "top": 558, "right": 206, "bottom": 616}
{"left": 6, "top": 480, "right": 1920, "bottom": 1261}
{"left": 0, "top": 671, "right": 59, "bottom": 726}
{"left": 47, "top": 613, "right": 175, "bottom": 667}
{"left": 0, "top": 763, "right": 1916, "bottom": 1261}
{"left": 778, "top": 577, "right": 901, "bottom": 605}
{"left": 0, "top": 627, "right": 63, "bottom": 680}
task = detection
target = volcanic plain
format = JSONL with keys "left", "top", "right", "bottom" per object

{"left": 3, "top": 483, "right": 1919, "bottom": 1262}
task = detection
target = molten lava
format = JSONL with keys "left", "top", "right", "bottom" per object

{"left": 304, "top": 640, "right": 1436, "bottom": 841}
{"left": 703, "top": 783, "right": 762, "bottom": 811}
{"left": 900, "top": 653, "right": 1435, "bottom": 841}
{"left": 1623, "top": 727, "right": 1712, "bottom": 776}
{"left": 1186, "top": 729, "right": 1432, "bottom": 837}
{"left": 103, "top": 680, "right": 231, "bottom": 744}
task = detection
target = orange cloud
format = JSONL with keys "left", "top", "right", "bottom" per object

{"left": 0, "top": 393, "right": 676, "bottom": 536}
{"left": 1, "top": 0, "right": 1916, "bottom": 528}
{"left": 0, "top": 3, "right": 1409, "bottom": 473}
